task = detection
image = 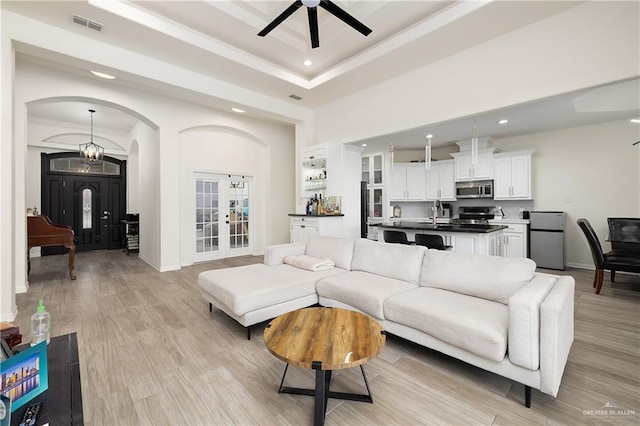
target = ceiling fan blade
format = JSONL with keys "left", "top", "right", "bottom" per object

{"left": 320, "top": 0, "right": 372, "bottom": 36}
{"left": 308, "top": 7, "right": 320, "bottom": 48}
{"left": 258, "top": 0, "right": 303, "bottom": 37}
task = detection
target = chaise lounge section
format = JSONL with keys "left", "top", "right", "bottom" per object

{"left": 197, "top": 234, "right": 575, "bottom": 407}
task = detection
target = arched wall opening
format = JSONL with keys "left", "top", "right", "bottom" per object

{"left": 178, "top": 125, "right": 269, "bottom": 266}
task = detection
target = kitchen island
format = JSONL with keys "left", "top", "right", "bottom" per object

{"left": 375, "top": 221, "right": 507, "bottom": 256}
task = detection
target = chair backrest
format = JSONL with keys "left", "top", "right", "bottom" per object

{"left": 383, "top": 230, "right": 409, "bottom": 245}
{"left": 577, "top": 218, "right": 605, "bottom": 267}
{"left": 415, "top": 234, "right": 446, "bottom": 250}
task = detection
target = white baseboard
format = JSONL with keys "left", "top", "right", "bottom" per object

{"left": 16, "top": 280, "right": 29, "bottom": 294}
{"left": 138, "top": 254, "right": 181, "bottom": 272}
{"left": 565, "top": 262, "right": 594, "bottom": 270}
{"left": 0, "top": 306, "right": 18, "bottom": 322}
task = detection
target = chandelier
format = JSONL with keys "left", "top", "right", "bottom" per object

{"left": 79, "top": 109, "right": 104, "bottom": 165}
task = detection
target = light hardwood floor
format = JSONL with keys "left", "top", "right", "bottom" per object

{"left": 14, "top": 250, "right": 640, "bottom": 425}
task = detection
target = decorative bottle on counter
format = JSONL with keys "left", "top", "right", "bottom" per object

{"left": 30, "top": 299, "right": 50, "bottom": 346}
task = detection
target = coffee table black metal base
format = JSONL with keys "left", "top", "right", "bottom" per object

{"left": 277, "top": 362, "right": 373, "bottom": 426}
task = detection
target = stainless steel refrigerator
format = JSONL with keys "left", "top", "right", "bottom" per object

{"left": 529, "top": 211, "right": 565, "bottom": 270}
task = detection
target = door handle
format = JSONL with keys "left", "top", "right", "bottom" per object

{"left": 225, "top": 221, "right": 230, "bottom": 224}
{"left": 101, "top": 216, "right": 109, "bottom": 219}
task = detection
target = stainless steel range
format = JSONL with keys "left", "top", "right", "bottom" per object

{"left": 452, "top": 206, "right": 496, "bottom": 224}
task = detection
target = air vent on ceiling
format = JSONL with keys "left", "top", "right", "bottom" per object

{"left": 289, "top": 94, "right": 303, "bottom": 101}
{"left": 71, "top": 14, "right": 104, "bottom": 32}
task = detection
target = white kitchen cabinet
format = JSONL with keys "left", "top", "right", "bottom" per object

{"left": 301, "top": 145, "right": 327, "bottom": 162}
{"left": 489, "top": 220, "right": 529, "bottom": 258}
{"left": 493, "top": 150, "right": 535, "bottom": 200}
{"left": 390, "top": 163, "right": 426, "bottom": 201}
{"left": 362, "top": 152, "right": 385, "bottom": 186}
{"left": 425, "top": 160, "right": 456, "bottom": 201}
{"left": 290, "top": 216, "right": 343, "bottom": 243}
{"left": 451, "top": 148, "right": 495, "bottom": 181}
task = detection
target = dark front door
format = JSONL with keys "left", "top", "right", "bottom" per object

{"left": 41, "top": 153, "right": 126, "bottom": 253}
{"left": 68, "top": 176, "right": 111, "bottom": 251}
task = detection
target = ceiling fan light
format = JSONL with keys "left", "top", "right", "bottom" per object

{"left": 302, "top": 0, "right": 321, "bottom": 7}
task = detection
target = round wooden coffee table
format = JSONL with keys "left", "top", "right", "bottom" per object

{"left": 264, "top": 307, "right": 385, "bottom": 426}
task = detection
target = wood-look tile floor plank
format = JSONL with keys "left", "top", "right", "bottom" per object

{"left": 14, "top": 250, "right": 640, "bottom": 425}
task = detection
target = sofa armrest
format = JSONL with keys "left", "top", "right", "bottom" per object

{"left": 539, "top": 275, "right": 575, "bottom": 397}
{"left": 264, "top": 243, "right": 306, "bottom": 266}
{"left": 508, "top": 273, "right": 556, "bottom": 370}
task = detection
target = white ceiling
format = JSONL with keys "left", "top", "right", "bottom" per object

{"left": 4, "top": 1, "right": 640, "bottom": 150}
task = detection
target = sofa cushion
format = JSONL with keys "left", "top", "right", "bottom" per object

{"left": 420, "top": 250, "right": 536, "bottom": 304}
{"left": 316, "top": 271, "right": 417, "bottom": 320}
{"left": 198, "top": 264, "right": 345, "bottom": 316}
{"left": 305, "top": 234, "right": 355, "bottom": 271}
{"left": 384, "top": 287, "right": 508, "bottom": 362}
{"left": 351, "top": 238, "right": 426, "bottom": 285}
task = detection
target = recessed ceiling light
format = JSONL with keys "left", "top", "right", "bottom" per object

{"left": 231, "top": 108, "right": 246, "bottom": 113}
{"left": 90, "top": 70, "right": 115, "bottom": 79}
{"left": 303, "top": 59, "right": 312, "bottom": 66}
{"left": 426, "top": 134, "right": 434, "bottom": 139}
{"left": 631, "top": 118, "right": 640, "bottom": 123}
{"left": 361, "top": 143, "right": 367, "bottom": 147}
{"left": 497, "top": 119, "right": 509, "bottom": 124}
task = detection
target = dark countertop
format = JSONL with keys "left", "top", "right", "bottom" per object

{"left": 375, "top": 221, "right": 508, "bottom": 233}
{"left": 289, "top": 214, "right": 344, "bottom": 217}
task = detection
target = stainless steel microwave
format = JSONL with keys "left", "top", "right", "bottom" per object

{"left": 455, "top": 180, "right": 493, "bottom": 199}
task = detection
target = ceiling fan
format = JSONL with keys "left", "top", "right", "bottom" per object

{"left": 258, "top": 0, "right": 372, "bottom": 49}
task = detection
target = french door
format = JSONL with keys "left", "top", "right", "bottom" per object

{"left": 194, "top": 173, "right": 252, "bottom": 261}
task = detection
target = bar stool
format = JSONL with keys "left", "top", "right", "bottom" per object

{"left": 415, "top": 234, "right": 448, "bottom": 250}
{"left": 383, "top": 230, "right": 410, "bottom": 245}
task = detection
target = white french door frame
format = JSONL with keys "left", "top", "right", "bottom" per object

{"left": 194, "top": 172, "right": 253, "bottom": 262}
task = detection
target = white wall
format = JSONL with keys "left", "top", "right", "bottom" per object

{"left": 493, "top": 119, "right": 640, "bottom": 268}
{"left": 315, "top": 1, "right": 640, "bottom": 146}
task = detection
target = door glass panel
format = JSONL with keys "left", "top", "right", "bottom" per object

{"left": 361, "top": 157, "right": 370, "bottom": 183}
{"left": 373, "top": 188, "right": 383, "bottom": 218}
{"left": 51, "top": 157, "right": 120, "bottom": 175}
{"left": 229, "top": 180, "right": 250, "bottom": 249}
{"left": 82, "top": 188, "right": 92, "bottom": 229}
{"left": 373, "top": 154, "right": 383, "bottom": 184}
{"left": 195, "top": 178, "right": 219, "bottom": 253}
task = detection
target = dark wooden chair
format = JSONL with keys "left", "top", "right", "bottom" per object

{"left": 577, "top": 218, "right": 640, "bottom": 294}
{"left": 383, "top": 230, "right": 410, "bottom": 245}
{"left": 415, "top": 234, "right": 447, "bottom": 250}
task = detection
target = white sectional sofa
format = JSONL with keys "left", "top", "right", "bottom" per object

{"left": 198, "top": 234, "right": 574, "bottom": 407}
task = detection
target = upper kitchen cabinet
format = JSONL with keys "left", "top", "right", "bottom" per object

{"left": 362, "top": 152, "right": 385, "bottom": 186}
{"left": 390, "top": 163, "right": 426, "bottom": 201}
{"left": 425, "top": 160, "right": 456, "bottom": 201}
{"left": 450, "top": 138, "right": 496, "bottom": 181}
{"left": 451, "top": 148, "right": 495, "bottom": 181}
{"left": 301, "top": 144, "right": 327, "bottom": 162}
{"left": 493, "top": 150, "right": 536, "bottom": 200}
